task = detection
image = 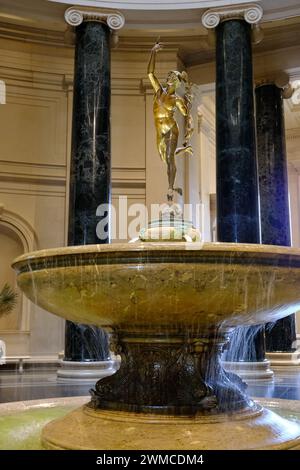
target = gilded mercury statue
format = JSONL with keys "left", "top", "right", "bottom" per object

{"left": 148, "top": 41, "right": 194, "bottom": 202}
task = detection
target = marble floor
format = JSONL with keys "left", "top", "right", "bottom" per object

{"left": 0, "top": 366, "right": 300, "bottom": 404}
{"left": 247, "top": 367, "right": 300, "bottom": 401}
{"left": 0, "top": 368, "right": 89, "bottom": 403}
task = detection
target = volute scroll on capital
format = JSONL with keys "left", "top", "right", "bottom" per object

{"left": 64, "top": 7, "right": 125, "bottom": 29}
{"left": 201, "top": 3, "right": 264, "bottom": 45}
{"left": 64, "top": 7, "right": 125, "bottom": 45}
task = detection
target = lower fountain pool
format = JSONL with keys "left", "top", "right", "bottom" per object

{"left": 0, "top": 397, "right": 87, "bottom": 450}
{"left": 0, "top": 396, "right": 299, "bottom": 450}
{"left": 11, "top": 243, "right": 300, "bottom": 449}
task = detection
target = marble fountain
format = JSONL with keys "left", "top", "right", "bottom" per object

{"left": 4, "top": 241, "right": 300, "bottom": 450}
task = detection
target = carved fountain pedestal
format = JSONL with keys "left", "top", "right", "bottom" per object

{"left": 13, "top": 242, "right": 300, "bottom": 449}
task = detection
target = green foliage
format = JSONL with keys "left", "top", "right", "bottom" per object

{"left": 0, "top": 284, "right": 18, "bottom": 317}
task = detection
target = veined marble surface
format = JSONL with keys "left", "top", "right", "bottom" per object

{"left": 12, "top": 242, "right": 300, "bottom": 329}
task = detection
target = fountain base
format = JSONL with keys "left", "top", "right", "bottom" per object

{"left": 89, "top": 330, "right": 250, "bottom": 415}
{"left": 42, "top": 331, "right": 300, "bottom": 450}
{"left": 41, "top": 404, "right": 300, "bottom": 450}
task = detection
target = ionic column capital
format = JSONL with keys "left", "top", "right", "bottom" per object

{"left": 256, "top": 72, "right": 294, "bottom": 99}
{"left": 202, "top": 3, "right": 263, "bottom": 44}
{"left": 65, "top": 7, "right": 125, "bottom": 30}
{"left": 65, "top": 7, "right": 125, "bottom": 45}
{"left": 202, "top": 3, "right": 263, "bottom": 28}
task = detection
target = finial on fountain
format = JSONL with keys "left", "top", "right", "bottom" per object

{"left": 147, "top": 40, "right": 194, "bottom": 203}
{"left": 139, "top": 201, "right": 201, "bottom": 243}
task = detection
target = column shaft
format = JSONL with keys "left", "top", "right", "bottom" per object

{"left": 69, "top": 21, "right": 111, "bottom": 245}
{"left": 216, "top": 20, "right": 260, "bottom": 243}
{"left": 216, "top": 20, "right": 264, "bottom": 362}
{"left": 256, "top": 84, "right": 296, "bottom": 352}
{"left": 65, "top": 21, "right": 111, "bottom": 362}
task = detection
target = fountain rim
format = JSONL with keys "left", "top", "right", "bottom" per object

{"left": 12, "top": 241, "right": 300, "bottom": 269}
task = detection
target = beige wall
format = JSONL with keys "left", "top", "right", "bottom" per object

{"left": 0, "top": 38, "right": 186, "bottom": 358}
{"left": 0, "top": 39, "right": 70, "bottom": 357}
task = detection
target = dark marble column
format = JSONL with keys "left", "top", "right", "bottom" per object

{"left": 256, "top": 83, "right": 296, "bottom": 353}
{"left": 65, "top": 20, "right": 111, "bottom": 363}
{"left": 216, "top": 20, "right": 260, "bottom": 243}
{"left": 215, "top": 20, "right": 264, "bottom": 362}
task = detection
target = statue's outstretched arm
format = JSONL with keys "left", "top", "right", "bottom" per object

{"left": 147, "top": 42, "right": 163, "bottom": 93}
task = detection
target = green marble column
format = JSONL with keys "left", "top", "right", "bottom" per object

{"left": 65, "top": 20, "right": 111, "bottom": 363}
{"left": 216, "top": 20, "right": 260, "bottom": 244}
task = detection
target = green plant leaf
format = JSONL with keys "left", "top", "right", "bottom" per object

{"left": 0, "top": 284, "right": 18, "bottom": 317}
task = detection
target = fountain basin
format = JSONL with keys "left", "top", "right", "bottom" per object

{"left": 12, "top": 242, "right": 300, "bottom": 329}
{"left": 12, "top": 242, "right": 300, "bottom": 449}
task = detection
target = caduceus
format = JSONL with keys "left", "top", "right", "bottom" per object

{"left": 147, "top": 40, "right": 194, "bottom": 202}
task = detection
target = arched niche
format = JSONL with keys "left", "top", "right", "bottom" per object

{"left": 0, "top": 206, "right": 37, "bottom": 340}
{"left": 0, "top": 225, "right": 23, "bottom": 330}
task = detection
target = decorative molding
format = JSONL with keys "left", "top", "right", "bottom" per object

{"left": 0, "top": 21, "right": 68, "bottom": 48}
{"left": 0, "top": 87, "right": 68, "bottom": 175}
{"left": 0, "top": 330, "right": 30, "bottom": 335}
{"left": 262, "top": 4, "right": 300, "bottom": 23}
{"left": 0, "top": 160, "right": 145, "bottom": 195}
{"left": 1, "top": 14, "right": 300, "bottom": 69}
{"left": 0, "top": 182, "right": 66, "bottom": 198}
{"left": 0, "top": 2, "right": 299, "bottom": 48}
{"left": 45, "top": 0, "right": 300, "bottom": 23}
{"left": 0, "top": 160, "right": 66, "bottom": 186}
{"left": 112, "top": 190, "right": 145, "bottom": 199}
{"left": 256, "top": 71, "right": 294, "bottom": 99}
{"left": 0, "top": 185, "right": 66, "bottom": 198}
{"left": 112, "top": 167, "right": 145, "bottom": 188}
{"left": 0, "top": 64, "right": 148, "bottom": 95}
{"left": 0, "top": 207, "right": 38, "bottom": 252}
{"left": 0, "top": 48, "right": 74, "bottom": 89}
{"left": 49, "top": 0, "right": 254, "bottom": 10}
{"left": 0, "top": 67, "right": 67, "bottom": 91}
